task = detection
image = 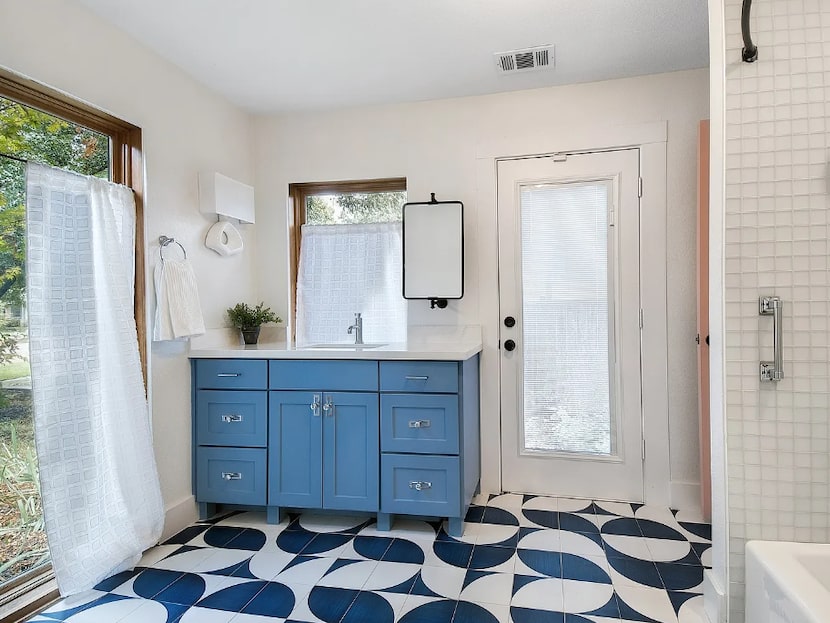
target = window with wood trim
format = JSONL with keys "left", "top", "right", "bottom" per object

{"left": 289, "top": 178, "right": 407, "bottom": 342}
{"left": 0, "top": 68, "right": 145, "bottom": 622}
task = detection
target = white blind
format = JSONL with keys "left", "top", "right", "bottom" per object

{"left": 296, "top": 222, "right": 407, "bottom": 345}
{"left": 519, "top": 181, "right": 615, "bottom": 455}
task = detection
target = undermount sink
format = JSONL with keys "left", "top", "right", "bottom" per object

{"left": 304, "top": 343, "right": 388, "bottom": 349}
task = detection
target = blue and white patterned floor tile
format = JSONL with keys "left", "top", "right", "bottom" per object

{"left": 27, "top": 496, "right": 710, "bottom": 623}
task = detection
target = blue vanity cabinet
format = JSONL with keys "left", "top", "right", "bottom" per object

{"left": 267, "top": 390, "right": 379, "bottom": 514}
{"left": 192, "top": 354, "right": 479, "bottom": 534}
{"left": 267, "top": 360, "right": 380, "bottom": 520}
{"left": 377, "top": 356, "right": 480, "bottom": 537}
{"left": 192, "top": 359, "right": 269, "bottom": 520}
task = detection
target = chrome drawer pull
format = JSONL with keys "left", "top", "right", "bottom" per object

{"left": 409, "top": 481, "right": 432, "bottom": 491}
{"left": 216, "top": 373, "right": 241, "bottom": 378}
{"left": 408, "top": 420, "right": 431, "bottom": 428}
{"left": 405, "top": 375, "right": 429, "bottom": 381}
{"left": 322, "top": 396, "right": 335, "bottom": 417}
{"left": 221, "top": 472, "right": 242, "bottom": 481}
{"left": 221, "top": 414, "right": 243, "bottom": 423}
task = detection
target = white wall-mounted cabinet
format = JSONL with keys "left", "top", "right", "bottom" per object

{"left": 199, "top": 171, "right": 255, "bottom": 223}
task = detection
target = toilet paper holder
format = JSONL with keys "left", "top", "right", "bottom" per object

{"left": 205, "top": 220, "right": 244, "bottom": 257}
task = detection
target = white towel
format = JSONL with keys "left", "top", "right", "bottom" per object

{"left": 153, "top": 258, "right": 205, "bottom": 341}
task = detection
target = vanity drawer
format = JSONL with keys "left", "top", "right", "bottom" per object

{"left": 269, "top": 360, "right": 378, "bottom": 391}
{"left": 380, "top": 394, "right": 459, "bottom": 454}
{"left": 381, "top": 454, "right": 460, "bottom": 516}
{"left": 196, "top": 390, "right": 267, "bottom": 447}
{"left": 195, "top": 359, "right": 268, "bottom": 390}
{"left": 379, "top": 361, "right": 458, "bottom": 394}
{"left": 196, "top": 447, "right": 267, "bottom": 506}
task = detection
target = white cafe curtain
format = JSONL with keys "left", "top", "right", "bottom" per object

{"left": 296, "top": 222, "right": 407, "bottom": 346}
{"left": 26, "top": 163, "right": 164, "bottom": 595}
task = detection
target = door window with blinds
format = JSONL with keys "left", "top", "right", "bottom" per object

{"left": 290, "top": 179, "right": 407, "bottom": 346}
{"left": 520, "top": 180, "right": 617, "bottom": 456}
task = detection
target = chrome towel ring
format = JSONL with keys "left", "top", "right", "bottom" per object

{"left": 158, "top": 235, "right": 187, "bottom": 261}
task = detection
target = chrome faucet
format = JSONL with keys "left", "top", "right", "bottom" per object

{"left": 347, "top": 312, "right": 364, "bottom": 345}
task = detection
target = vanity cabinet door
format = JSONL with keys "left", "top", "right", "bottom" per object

{"left": 269, "top": 391, "right": 323, "bottom": 508}
{"left": 322, "top": 392, "right": 379, "bottom": 512}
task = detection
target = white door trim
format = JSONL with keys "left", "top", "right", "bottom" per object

{"left": 474, "top": 121, "right": 670, "bottom": 507}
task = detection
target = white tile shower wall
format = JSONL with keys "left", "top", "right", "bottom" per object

{"left": 722, "top": 0, "right": 830, "bottom": 620}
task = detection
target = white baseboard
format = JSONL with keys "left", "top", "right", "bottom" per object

{"left": 703, "top": 569, "right": 726, "bottom": 623}
{"left": 162, "top": 495, "right": 198, "bottom": 542}
{"left": 670, "top": 480, "right": 702, "bottom": 516}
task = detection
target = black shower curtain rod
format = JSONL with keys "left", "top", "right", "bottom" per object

{"left": 742, "top": 0, "right": 759, "bottom": 62}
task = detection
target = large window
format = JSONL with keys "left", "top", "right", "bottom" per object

{"left": 289, "top": 179, "right": 407, "bottom": 344}
{"left": 0, "top": 68, "right": 144, "bottom": 620}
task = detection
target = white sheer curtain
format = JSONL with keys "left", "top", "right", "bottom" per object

{"left": 26, "top": 163, "right": 164, "bottom": 595}
{"left": 296, "top": 222, "right": 407, "bottom": 345}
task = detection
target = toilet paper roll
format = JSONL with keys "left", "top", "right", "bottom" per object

{"left": 205, "top": 220, "right": 244, "bottom": 256}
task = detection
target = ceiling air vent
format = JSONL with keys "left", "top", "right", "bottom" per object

{"left": 495, "top": 45, "right": 554, "bottom": 74}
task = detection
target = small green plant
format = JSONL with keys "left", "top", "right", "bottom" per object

{"left": 226, "top": 302, "right": 281, "bottom": 329}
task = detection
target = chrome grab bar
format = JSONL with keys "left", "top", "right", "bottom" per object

{"left": 759, "top": 296, "right": 783, "bottom": 382}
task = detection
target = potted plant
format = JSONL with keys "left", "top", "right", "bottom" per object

{"left": 226, "top": 302, "right": 281, "bottom": 345}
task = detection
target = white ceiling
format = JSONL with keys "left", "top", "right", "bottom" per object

{"left": 76, "top": 0, "right": 709, "bottom": 114}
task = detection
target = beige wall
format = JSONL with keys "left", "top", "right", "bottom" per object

{"left": 0, "top": 0, "right": 257, "bottom": 537}
{"left": 253, "top": 68, "right": 710, "bottom": 509}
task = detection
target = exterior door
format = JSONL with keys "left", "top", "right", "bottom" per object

{"left": 497, "top": 149, "right": 644, "bottom": 502}
{"left": 322, "top": 392, "right": 379, "bottom": 511}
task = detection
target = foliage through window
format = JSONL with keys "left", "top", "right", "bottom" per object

{"left": 305, "top": 190, "right": 406, "bottom": 225}
{"left": 0, "top": 94, "right": 111, "bottom": 588}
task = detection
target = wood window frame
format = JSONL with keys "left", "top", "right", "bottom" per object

{"left": 288, "top": 177, "right": 406, "bottom": 338}
{"left": 0, "top": 68, "right": 145, "bottom": 622}
{"left": 0, "top": 68, "right": 147, "bottom": 383}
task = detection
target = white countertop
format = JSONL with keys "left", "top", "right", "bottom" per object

{"left": 188, "top": 326, "right": 482, "bottom": 361}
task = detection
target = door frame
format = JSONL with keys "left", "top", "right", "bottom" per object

{"left": 475, "top": 121, "right": 671, "bottom": 507}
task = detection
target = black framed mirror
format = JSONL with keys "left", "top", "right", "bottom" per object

{"left": 402, "top": 196, "right": 464, "bottom": 307}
